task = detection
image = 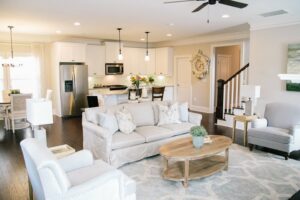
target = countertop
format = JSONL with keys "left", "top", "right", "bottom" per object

{"left": 89, "top": 85, "right": 175, "bottom": 96}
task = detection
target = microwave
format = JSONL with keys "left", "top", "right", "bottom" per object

{"left": 105, "top": 63, "right": 124, "bottom": 75}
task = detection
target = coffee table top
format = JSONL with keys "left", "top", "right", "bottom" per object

{"left": 159, "top": 135, "right": 232, "bottom": 161}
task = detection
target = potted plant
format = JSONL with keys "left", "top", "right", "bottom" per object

{"left": 190, "top": 125, "right": 208, "bottom": 149}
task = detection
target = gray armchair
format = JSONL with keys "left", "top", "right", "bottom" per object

{"left": 248, "top": 102, "right": 300, "bottom": 160}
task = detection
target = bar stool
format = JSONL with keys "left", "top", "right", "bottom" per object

{"left": 152, "top": 86, "right": 165, "bottom": 101}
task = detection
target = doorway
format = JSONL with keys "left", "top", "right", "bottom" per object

{"left": 175, "top": 56, "right": 192, "bottom": 104}
{"left": 214, "top": 45, "right": 241, "bottom": 110}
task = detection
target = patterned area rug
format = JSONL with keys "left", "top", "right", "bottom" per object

{"left": 120, "top": 144, "right": 300, "bottom": 200}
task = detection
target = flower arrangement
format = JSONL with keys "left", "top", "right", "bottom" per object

{"left": 190, "top": 125, "right": 208, "bottom": 137}
{"left": 130, "top": 75, "right": 155, "bottom": 88}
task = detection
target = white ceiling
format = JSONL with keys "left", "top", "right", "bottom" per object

{"left": 0, "top": 0, "right": 300, "bottom": 42}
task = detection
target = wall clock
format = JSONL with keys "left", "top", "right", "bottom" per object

{"left": 191, "top": 50, "right": 210, "bottom": 80}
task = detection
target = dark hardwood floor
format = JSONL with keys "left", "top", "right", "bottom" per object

{"left": 0, "top": 113, "right": 298, "bottom": 200}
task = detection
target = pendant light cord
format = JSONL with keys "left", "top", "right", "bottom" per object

{"left": 117, "top": 28, "right": 122, "bottom": 54}
{"left": 8, "top": 26, "right": 14, "bottom": 59}
{"left": 145, "top": 31, "right": 149, "bottom": 55}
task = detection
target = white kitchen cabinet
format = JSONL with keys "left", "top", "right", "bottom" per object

{"left": 163, "top": 86, "right": 174, "bottom": 101}
{"left": 146, "top": 49, "right": 156, "bottom": 75}
{"left": 123, "top": 47, "right": 156, "bottom": 75}
{"left": 155, "top": 47, "right": 173, "bottom": 76}
{"left": 105, "top": 42, "right": 123, "bottom": 63}
{"left": 58, "top": 42, "right": 86, "bottom": 62}
{"left": 86, "top": 45, "right": 105, "bottom": 76}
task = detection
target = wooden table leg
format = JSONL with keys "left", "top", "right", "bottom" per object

{"left": 183, "top": 160, "right": 189, "bottom": 188}
{"left": 224, "top": 148, "right": 229, "bottom": 171}
{"left": 232, "top": 119, "right": 236, "bottom": 143}
{"left": 244, "top": 121, "right": 248, "bottom": 146}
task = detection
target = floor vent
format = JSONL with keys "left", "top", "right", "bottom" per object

{"left": 260, "top": 10, "right": 288, "bottom": 17}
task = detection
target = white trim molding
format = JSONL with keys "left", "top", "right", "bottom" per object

{"left": 250, "top": 20, "right": 300, "bottom": 31}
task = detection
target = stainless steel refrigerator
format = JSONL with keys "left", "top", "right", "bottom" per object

{"left": 60, "top": 63, "right": 88, "bottom": 117}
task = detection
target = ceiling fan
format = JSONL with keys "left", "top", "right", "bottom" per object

{"left": 164, "top": 0, "right": 248, "bottom": 13}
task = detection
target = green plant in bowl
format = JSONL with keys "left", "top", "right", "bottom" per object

{"left": 190, "top": 125, "right": 208, "bottom": 148}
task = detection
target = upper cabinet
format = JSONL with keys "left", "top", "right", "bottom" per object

{"left": 105, "top": 42, "right": 123, "bottom": 63}
{"left": 86, "top": 45, "right": 105, "bottom": 77}
{"left": 155, "top": 47, "right": 173, "bottom": 76}
{"left": 123, "top": 47, "right": 156, "bottom": 75}
{"left": 57, "top": 42, "right": 86, "bottom": 63}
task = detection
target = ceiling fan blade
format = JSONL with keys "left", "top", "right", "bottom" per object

{"left": 192, "top": 2, "right": 209, "bottom": 12}
{"left": 218, "top": 0, "right": 248, "bottom": 8}
{"left": 164, "top": 0, "right": 204, "bottom": 4}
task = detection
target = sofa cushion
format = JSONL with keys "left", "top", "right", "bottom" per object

{"left": 248, "top": 127, "right": 291, "bottom": 144}
{"left": 112, "top": 132, "right": 145, "bottom": 150}
{"left": 115, "top": 108, "right": 136, "bottom": 134}
{"left": 85, "top": 107, "right": 105, "bottom": 124}
{"left": 135, "top": 126, "right": 174, "bottom": 142}
{"left": 98, "top": 111, "right": 118, "bottom": 134}
{"left": 157, "top": 103, "right": 181, "bottom": 126}
{"left": 152, "top": 101, "right": 169, "bottom": 125}
{"left": 125, "top": 102, "right": 155, "bottom": 126}
{"left": 179, "top": 102, "right": 189, "bottom": 122}
{"left": 67, "top": 160, "right": 114, "bottom": 186}
{"left": 160, "top": 122, "right": 194, "bottom": 136}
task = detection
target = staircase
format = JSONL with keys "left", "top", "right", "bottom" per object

{"left": 215, "top": 63, "right": 249, "bottom": 129}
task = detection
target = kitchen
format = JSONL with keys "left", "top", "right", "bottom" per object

{"left": 50, "top": 41, "right": 175, "bottom": 117}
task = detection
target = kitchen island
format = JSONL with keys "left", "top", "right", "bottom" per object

{"left": 89, "top": 85, "right": 174, "bottom": 106}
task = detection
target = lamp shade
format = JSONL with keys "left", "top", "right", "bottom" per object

{"left": 26, "top": 99, "right": 53, "bottom": 126}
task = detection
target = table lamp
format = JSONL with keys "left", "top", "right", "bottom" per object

{"left": 240, "top": 85, "right": 261, "bottom": 116}
{"left": 26, "top": 99, "right": 53, "bottom": 146}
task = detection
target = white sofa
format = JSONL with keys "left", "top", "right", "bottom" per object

{"left": 82, "top": 101, "right": 202, "bottom": 168}
{"left": 20, "top": 138, "right": 136, "bottom": 200}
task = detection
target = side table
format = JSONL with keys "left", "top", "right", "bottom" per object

{"left": 232, "top": 115, "right": 257, "bottom": 146}
{"left": 49, "top": 144, "right": 75, "bottom": 159}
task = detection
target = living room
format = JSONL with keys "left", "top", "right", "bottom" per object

{"left": 1, "top": 0, "right": 300, "bottom": 199}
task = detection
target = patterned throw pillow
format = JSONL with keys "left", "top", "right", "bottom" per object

{"left": 115, "top": 107, "right": 136, "bottom": 134}
{"left": 158, "top": 103, "right": 181, "bottom": 126}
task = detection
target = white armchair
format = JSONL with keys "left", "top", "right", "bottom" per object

{"left": 20, "top": 138, "right": 136, "bottom": 200}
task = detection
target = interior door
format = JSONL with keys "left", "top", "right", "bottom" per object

{"left": 60, "top": 65, "right": 75, "bottom": 116}
{"left": 176, "top": 57, "right": 191, "bottom": 103}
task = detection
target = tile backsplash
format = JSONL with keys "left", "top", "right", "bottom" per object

{"left": 88, "top": 75, "right": 174, "bottom": 89}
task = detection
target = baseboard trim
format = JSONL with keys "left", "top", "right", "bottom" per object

{"left": 189, "top": 105, "right": 211, "bottom": 113}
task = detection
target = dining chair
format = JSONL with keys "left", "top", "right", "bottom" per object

{"left": 1, "top": 90, "right": 11, "bottom": 130}
{"left": 8, "top": 93, "right": 32, "bottom": 133}
{"left": 87, "top": 95, "right": 99, "bottom": 107}
{"left": 152, "top": 86, "right": 165, "bottom": 101}
{"left": 45, "top": 89, "right": 53, "bottom": 100}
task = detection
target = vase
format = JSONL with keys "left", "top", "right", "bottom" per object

{"left": 192, "top": 136, "right": 204, "bottom": 149}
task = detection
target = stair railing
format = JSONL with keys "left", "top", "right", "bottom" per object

{"left": 216, "top": 63, "right": 249, "bottom": 120}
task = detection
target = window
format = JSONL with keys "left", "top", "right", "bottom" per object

{"left": 0, "top": 56, "right": 41, "bottom": 97}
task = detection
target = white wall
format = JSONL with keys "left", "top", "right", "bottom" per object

{"left": 249, "top": 24, "right": 300, "bottom": 116}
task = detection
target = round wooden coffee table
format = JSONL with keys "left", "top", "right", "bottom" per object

{"left": 159, "top": 135, "right": 232, "bottom": 187}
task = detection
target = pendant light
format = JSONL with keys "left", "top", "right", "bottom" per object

{"left": 1, "top": 26, "right": 22, "bottom": 67}
{"left": 145, "top": 31, "right": 150, "bottom": 61}
{"left": 117, "top": 28, "right": 123, "bottom": 61}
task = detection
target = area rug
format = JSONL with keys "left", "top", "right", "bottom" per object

{"left": 120, "top": 144, "right": 300, "bottom": 200}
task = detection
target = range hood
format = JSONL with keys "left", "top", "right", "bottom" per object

{"left": 278, "top": 74, "right": 300, "bottom": 83}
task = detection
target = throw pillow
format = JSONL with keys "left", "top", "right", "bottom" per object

{"left": 115, "top": 107, "right": 136, "bottom": 134}
{"left": 85, "top": 107, "right": 106, "bottom": 124}
{"left": 98, "top": 111, "right": 119, "bottom": 134}
{"left": 179, "top": 102, "right": 189, "bottom": 122}
{"left": 158, "top": 103, "right": 181, "bottom": 126}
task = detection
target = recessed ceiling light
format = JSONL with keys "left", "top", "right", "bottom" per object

{"left": 222, "top": 14, "right": 230, "bottom": 18}
{"left": 169, "top": 23, "right": 175, "bottom": 26}
{"left": 166, "top": 33, "right": 172, "bottom": 37}
{"left": 74, "top": 22, "right": 81, "bottom": 26}
{"left": 56, "top": 30, "right": 61, "bottom": 34}
{"left": 140, "top": 38, "right": 145, "bottom": 41}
